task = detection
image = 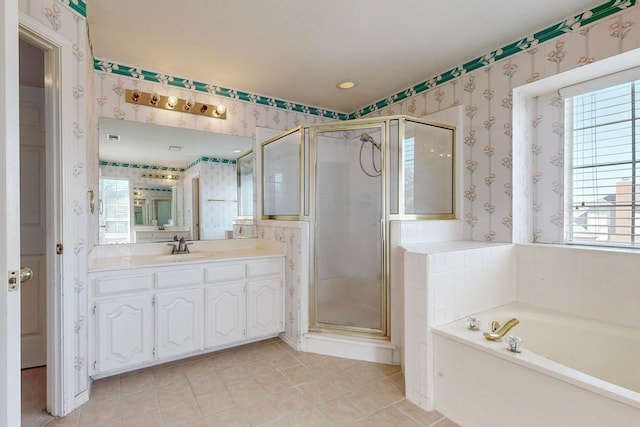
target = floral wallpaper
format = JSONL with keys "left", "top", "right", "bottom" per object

{"left": 256, "top": 223, "right": 308, "bottom": 348}
{"left": 360, "top": 1, "right": 640, "bottom": 244}
{"left": 19, "top": 0, "right": 89, "bottom": 398}
{"left": 88, "top": 2, "right": 640, "bottom": 248}
{"left": 15, "top": 0, "right": 640, "bottom": 412}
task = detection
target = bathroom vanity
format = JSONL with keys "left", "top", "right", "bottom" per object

{"left": 87, "top": 239, "right": 285, "bottom": 377}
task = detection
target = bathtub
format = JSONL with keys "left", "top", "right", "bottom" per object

{"left": 432, "top": 302, "right": 640, "bottom": 427}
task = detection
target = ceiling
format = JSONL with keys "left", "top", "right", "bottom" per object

{"left": 87, "top": 0, "right": 599, "bottom": 114}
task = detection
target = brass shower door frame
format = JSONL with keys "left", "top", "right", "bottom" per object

{"left": 259, "top": 115, "right": 457, "bottom": 340}
{"left": 308, "top": 119, "right": 390, "bottom": 338}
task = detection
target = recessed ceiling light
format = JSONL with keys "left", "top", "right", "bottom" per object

{"left": 233, "top": 149, "right": 243, "bottom": 153}
{"left": 168, "top": 145, "right": 182, "bottom": 151}
{"left": 337, "top": 80, "right": 356, "bottom": 90}
{"left": 106, "top": 133, "right": 120, "bottom": 141}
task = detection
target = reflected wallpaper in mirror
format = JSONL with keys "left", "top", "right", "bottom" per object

{"left": 98, "top": 118, "right": 253, "bottom": 244}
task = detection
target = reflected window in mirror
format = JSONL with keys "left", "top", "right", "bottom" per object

{"left": 100, "top": 177, "right": 131, "bottom": 244}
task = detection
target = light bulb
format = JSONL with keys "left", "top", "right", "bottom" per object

{"left": 216, "top": 104, "right": 226, "bottom": 115}
{"left": 167, "top": 95, "right": 178, "bottom": 108}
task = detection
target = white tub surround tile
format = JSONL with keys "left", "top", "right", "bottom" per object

{"left": 403, "top": 241, "right": 515, "bottom": 411}
{"left": 516, "top": 243, "right": 640, "bottom": 329}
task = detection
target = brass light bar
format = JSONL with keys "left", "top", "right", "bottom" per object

{"left": 141, "top": 172, "right": 179, "bottom": 180}
{"left": 125, "top": 89, "right": 227, "bottom": 120}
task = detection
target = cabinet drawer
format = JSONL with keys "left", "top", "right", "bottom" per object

{"left": 247, "top": 260, "right": 282, "bottom": 279}
{"left": 155, "top": 268, "right": 202, "bottom": 289}
{"left": 94, "top": 274, "right": 152, "bottom": 297}
{"left": 205, "top": 263, "right": 246, "bottom": 284}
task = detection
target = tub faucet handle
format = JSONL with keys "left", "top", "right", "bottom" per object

{"left": 506, "top": 335, "right": 522, "bottom": 353}
{"left": 466, "top": 317, "right": 480, "bottom": 331}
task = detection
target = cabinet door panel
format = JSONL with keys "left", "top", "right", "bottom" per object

{"left": 205, "top": 284, "right": 245, "bottom": 348}
{"left": 247, "top": 279, "right": 283, "bottom": 338}
{"left": 96, "top": 295, "right": 154, "bottom": 373}
{"left": 156, "top": 289, "right": 203, "bottom": 359}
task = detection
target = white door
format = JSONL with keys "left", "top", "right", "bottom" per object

{"left": 20, "top": 85, "right": 46, "bottom": 368}
{"left": 205, "top": 284, "right": 245, "bottom": 347}
{"left": 1, "top": 1, "right": 22, "bottom": 424}
{"left": 247, "top": 279, "right": 283, "bottom": 338}
{"left": 96, "top": 295, "right": 154, "bottom": 374}
{"left": 155, "top": 289, "right": 203, "bottom": 359}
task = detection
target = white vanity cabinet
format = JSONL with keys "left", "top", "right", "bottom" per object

{"left": 247, "top": 278, "right": 283, "bottom": 338}
{"left": 95, "top": 295, "right": 154, "bottom": 373}
{"left": 155, "top": 288, "right": 204, "bottom": 359}
{"left": 205, "top": 284, "right": 246, "bottom": 347}
{"left": 89, "top": 255, "right": 284, "bottom": 377}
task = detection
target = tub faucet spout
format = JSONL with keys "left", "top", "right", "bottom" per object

{"left": 483, "top": 318, "right": 519, "bottom": 341}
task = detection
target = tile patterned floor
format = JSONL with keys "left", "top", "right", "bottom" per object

{"left": 43, "top": 338, "right": 459, "bottom": 427}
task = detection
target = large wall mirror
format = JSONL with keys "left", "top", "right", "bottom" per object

{"left": 98, "top": 118, "right": 253, "bottom": 244}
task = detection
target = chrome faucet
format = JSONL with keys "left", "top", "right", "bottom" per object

{"left": 168, "top": 236, "right": 192, "bottom": 254}
{"left": 483, "top": 318, "right": 519, "bottom": 341}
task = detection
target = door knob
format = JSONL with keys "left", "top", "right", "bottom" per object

{"left": 20, "top": 267, "right": 33, "bottom": 283}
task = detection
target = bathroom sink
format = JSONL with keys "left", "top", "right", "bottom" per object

{"left": 155, "top": 252, "right": 215, "bottom": 263}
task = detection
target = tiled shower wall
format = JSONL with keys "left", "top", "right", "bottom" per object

{"left": 361, "top": 3, "right": 640, "bottom": 245}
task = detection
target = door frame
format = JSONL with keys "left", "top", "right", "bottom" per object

{"left": 192, "top": 176, "right": 200, "bottom": 240}
{"left": 19, "top": 12, "right": 76, "bottom": 416}
{"left": 0, "top": 1, "right": 22, "bottom": 424}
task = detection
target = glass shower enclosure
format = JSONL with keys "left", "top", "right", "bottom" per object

{"left": 261, "top": 116, "right": 456, "bottom": 337}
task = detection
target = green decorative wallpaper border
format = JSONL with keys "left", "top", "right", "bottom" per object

{"left": 91, "top": 0, "right": 634, "bottom": 121}
{"left": 93, "top": 58, "right": 350, "bottom": 121}
{"left": 99, "top": 161, "right": 185, "bottom": 172}
{"left": 100, "top": 156, "right": 236, "bottom": 173}
{"left": 350, "top": 0, "right": 636, "bottom": 118}
{"left": 66, "top": 0, "right": 86, "bottom": 17}
{"left": 185, "top": 156, "right": 236, "bottom": 171}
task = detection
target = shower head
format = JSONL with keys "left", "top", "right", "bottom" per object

{"left": 360, "top": 132, "right": 374, "bottom": 143}
{"left": 360, "top": 133, "right": 380, "bottom": 150}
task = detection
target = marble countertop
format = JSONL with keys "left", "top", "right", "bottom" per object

{"left": 88, "top": 238, "right": 285, "bottom": 272}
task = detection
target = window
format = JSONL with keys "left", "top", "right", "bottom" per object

{"left": 100, "top": 177, "right": 131, "bottom": 244}
{"left": 566, "top": 78, "right": 640, "bottom": 247}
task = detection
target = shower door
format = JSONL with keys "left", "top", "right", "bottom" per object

{"left": 314, "top": 126, "right": 385, "bottom": 333}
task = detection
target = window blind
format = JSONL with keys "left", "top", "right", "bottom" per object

{"left": 566, "top": 78, "right": 640, "bottom": 247}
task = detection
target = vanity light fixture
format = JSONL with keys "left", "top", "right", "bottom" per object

{"left": 149, "top": 92, "right": 160, "bottom": 106}
{"left": 141, "top": 172, "right": 179, "bottom": 180}
{"left": 125, "top": 89, "right": 227, "bottom": 120}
